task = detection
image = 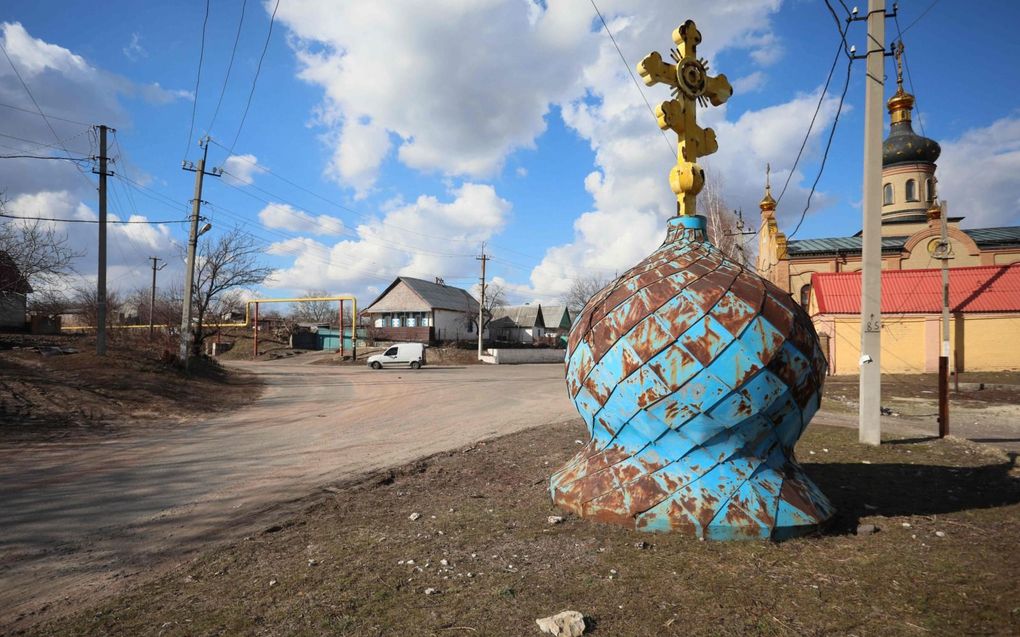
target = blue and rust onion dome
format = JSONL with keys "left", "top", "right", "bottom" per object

{"left": 882, "top": 87, "right": 940, "bottom": 166}
{"left": 551, "top": 215, "right": 833, "bottom": 540}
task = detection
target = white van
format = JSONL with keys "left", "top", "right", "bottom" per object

{"left": 367, "top": 343, "right": 427, "bottom": 370}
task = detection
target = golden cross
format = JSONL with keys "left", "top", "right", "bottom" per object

{"left": 637, "top": 19, "right": 732, "bottom": 216}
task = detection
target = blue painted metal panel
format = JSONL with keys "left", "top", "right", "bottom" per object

{"left": 551, "top": 215, "right": 833, "bottom": 540}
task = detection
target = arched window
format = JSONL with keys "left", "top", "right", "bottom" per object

{"left": 800, "top": 284, "right": 811, "bottom": 310}
{"left": 883, "top": 183, "right": 893, "bottom": 205}
{"left": 905, "top": 179, "right": 918, "bottom": 202}
{"left": 926, "top": 178, "right": 934, "bottom": 202}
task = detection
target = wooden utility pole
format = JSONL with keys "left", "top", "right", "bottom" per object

{"left": 179, "top": 137, "right": 221, "bottom": 368}
{"left": 476, "top": 244, "right": 488, "bottom": 360}
{"left": 93, "top": 125, "right": 113, "bottom": 356}
{"left": 858, "top": 0, "right": 885, "bottom": 446}
{"left": 148, "top": 256, "right": 166, "bottom": 339}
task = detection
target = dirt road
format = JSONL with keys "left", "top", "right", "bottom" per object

{"left": 0, "top": 358, "right": 576, "bottom": 628}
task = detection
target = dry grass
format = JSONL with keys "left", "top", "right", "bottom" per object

{"left": 0, "top": 332, "right": 261, "bottom": 442}
{"left": 27, "top": 421, "right": 1020, "bottom": 636}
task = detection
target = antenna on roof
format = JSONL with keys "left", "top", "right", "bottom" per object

{"left": 434, "top": 277, "right": 445, "bottom": 285}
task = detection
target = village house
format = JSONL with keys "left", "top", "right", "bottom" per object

{"left": 539, "top": 305, "right": 572, "bottom": 344}
{"left": 362, "top": 276, "right": 484, "bottom": 343}
{"left": 0, "top": 251, "right": 30, "bottom": 330}
{"left": 489, "top": 304, "right": 545, "bottom": 343}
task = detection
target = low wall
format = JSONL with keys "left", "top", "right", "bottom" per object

{"left": 485, "top": 348, "right": 565, "bottom": 364}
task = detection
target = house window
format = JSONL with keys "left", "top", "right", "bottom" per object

{"left": 905, "top": 179, "right": 918, "bottom": 202}
{"left": 883, "top": 183, "right": 893, "bottom": 205}
{"left": 800, "top": 284, "right": 811, "bottom": 310}
{"left": 391, "top": 316, "right": 401, "bottom": 327}
{"left": 407, "top": 315, "right": 417, "bottom": 327}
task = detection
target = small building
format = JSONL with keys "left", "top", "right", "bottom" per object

{"left": 810, "top": 264, "right": 1020, "bottom": 374}
{"left": 540, "top": 305, "right": 572, "bottom": 343}
{"left": 0, "top": 251, "right": 31, "bottom": 330}
{"left": 362, "top": 276, "right": 483, "bottom": 343}
{"left": 489, "top": 304, "right": 546, "bottom": 343}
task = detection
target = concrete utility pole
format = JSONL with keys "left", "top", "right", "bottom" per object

{"left": 93, "top": 125, "right": 113, "bottom": 356}
{"left": 476, "top": 244, "right": 488, "bottom": 360}
{"left": 858, "top": 0, "right": 885, "bottom": 446}
{"left": 179, "top": 137, "right": 221, "bottom": 368}
{"left": 148, "top": 256, "right": 166, "bottom": 339}
{"left": 937, "top": 195, "right": 951, "bottom": 438}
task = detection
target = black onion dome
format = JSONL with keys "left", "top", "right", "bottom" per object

{"left": 882, "top": 119, "right": 941, "bottom": 167}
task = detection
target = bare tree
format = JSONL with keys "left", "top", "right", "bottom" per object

{"left": 190, "top": 228, "right": 274, "bottom": 356}
{"left": 562, "top": 274, "right": 613, "bottom": 314}
{"left": 72, "top": 284, "right": 122, "bottom": 328}
{"left": 465, "top": 281, "right": 507, "bottom": 336}
{"left": 701, "top": 169, "right": 753, "bottom": 266}
{"left": 290, "top": 290, "right": 338, "bottom": 324}
{"left": 0, "top": 214, "right": 81, "bottom": 290}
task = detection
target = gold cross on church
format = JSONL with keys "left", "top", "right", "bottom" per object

{"left": 637, "top": 20, "right": 732, "bottom": 216}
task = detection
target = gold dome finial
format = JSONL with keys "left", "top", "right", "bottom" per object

{"left": 887, "top": 40, "right": 915, "bottom": 123}
{"left": 760, "top": 163, "right": 776, "bottom": 212}
{"left": 636, "top": 19, "right": 732, "bottom": 217}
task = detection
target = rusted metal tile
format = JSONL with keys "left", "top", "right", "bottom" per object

{"left": 710, "top": 290, "right": 758, "bottom": 339}
{"left": 679, "top": 315, "right": 732, "bottom": 368}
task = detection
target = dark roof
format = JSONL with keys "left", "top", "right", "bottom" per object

{"left": 0, "top": 251, "right": 31, "bottom": 294}
{"left": 364, "top": 276, "right": 479, "bottom": 313}
{"left": 787, "top": 236, "right": 907, "bottom": 256}
{"left": 490, "top": 305, "right": 544, "bottom": 329}
{"left": 788, "top": 225, "right": 1020, "bottom": 257}
{"left": 963, "top": 226, "right": 1020, "bottom": 249}
{"left": 883, "top": 120, "right": 941, "bottom": 167}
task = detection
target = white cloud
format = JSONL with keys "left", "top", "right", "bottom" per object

{"left": 276, "top": 0, "right": 597, "bottom": 195}
{"left": 732, "top": 71, "right": 765, "bottom": 94}
{"left": 123, "top": 33, "right": 147, "bottom": 61}
{"left": 222, "top": 154, "right": 267, "bottom": 186}
{"left": 936, "top": 115, "right": 1020, "bottom": 228}
{"left": 265, "top": 183, "right": 510, "bottom": 293}
{"left": 258, "top": 202, "right": 345, "bottom": 236}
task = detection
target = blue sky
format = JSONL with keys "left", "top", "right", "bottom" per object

{"left": 2, "top": 0, "right": 1018, "bottom": 306}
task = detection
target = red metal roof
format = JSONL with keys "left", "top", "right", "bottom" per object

{"left": 811, "top": 264, "right": 1020, "bottom": 314}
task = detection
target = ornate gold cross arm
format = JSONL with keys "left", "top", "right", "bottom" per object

{"left": 636, "top": 19, "right": 732, "bottom": 216}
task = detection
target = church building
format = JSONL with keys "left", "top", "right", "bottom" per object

{"left": 756, "top": 50, "right": 1020, "bottom": 374}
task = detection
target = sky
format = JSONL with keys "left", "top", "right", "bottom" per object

{"left": 1, "top": 0, "right": 1018, "bottom": 308}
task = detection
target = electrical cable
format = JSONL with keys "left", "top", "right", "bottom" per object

{"left": 0, "top": 213, "right": 188, "bottom": 224}
{"left": 0, "top": 38, "right": 95, "bottom": 187}
{"left": 0, "top": 101, "right": 92, "bottom": 126}
{"left": 898, "top": 0, "right": 941, "bottom": 36}
{"left": 0, "top": 154, "right": 90, "bottom": 161}
{"left": 183, "top": 0, "right": 211, "bottom": 160}
{"left": 207, "top": 0, "right": 248, "bottom": 136}
{"left": 227, "top": 0, "right": 280, "bottom": 155}
{"left": 588, "top": 0, "right": 676, "bottom": 161}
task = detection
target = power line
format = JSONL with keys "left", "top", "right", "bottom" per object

{"left": 775, "top": 38, "right": 844, "bottom": 207}
{"left": 0, "top": 154, "right": 90, "bottom": 161}
{"left": 898, "top": 0, "right": 941, "bottom": 35}
{"left": 183, "top": 0, "right": 212, "bottom": 159}
{"left": 0, "top": 100, "right": 92, "bottom": 126}
{"left": 0, "top": 37, "right": 95, "bottom": 187}
{"left": 207, "top": 0, "right": 248, "bottom": 136}
{"left": 0, "top": 212, "right": 188, "bottom": 224}
{"left": 588, "top": 0, "right": 676, "bottom": 161}
{"left": 787, "top": 55, "right": 854, "bottom": 240}
{"left": 228, "top": 0, "right": 280, "bottom": 155}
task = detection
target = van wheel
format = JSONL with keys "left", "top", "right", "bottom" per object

{"left": 410, "top": 361, "right": 421, "bottom": 370}
{"left": 371, "top": 361, "right": 382, "bottom": 370}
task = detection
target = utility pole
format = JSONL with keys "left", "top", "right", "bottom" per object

{"left": 92, "top": 125, "right": 113, "bottom": 356}
{"left": 179, "top": 137, "right": 221, "bottom": 368}
{"left": 148, "top": 256, "right": 166, "bottom": 339}
{"left": 858, "top": 0, "right": 885, "bottom": 446}
{"left": 935, "top": 193, "right": 951, "bottom": 438}
{"left": 476, "top": 243, "right": 488, "bottom": 360}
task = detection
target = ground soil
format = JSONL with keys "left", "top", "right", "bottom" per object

{"left": 23, "top": 420, "right": 1020, "bottom": 637}
{"left": 0, "top": 332, "right": 261, "bottom": 443}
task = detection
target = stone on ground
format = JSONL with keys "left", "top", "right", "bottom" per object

{"left": 536, "top": 610, "right": 586, "bottom": 636}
